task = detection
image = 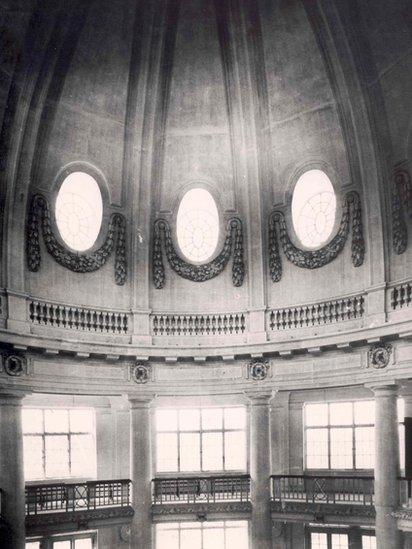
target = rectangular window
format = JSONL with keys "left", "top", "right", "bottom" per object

{"left": 26, "top": 533, "right": 95, "bottom": 549}
{"left": 22, "top": 408, "right": 96, "bottom": 481}
{"left": 310, "top": 531, "right": 348, "bottom": 549}
{"left": 156, "top": 520, "right": 248, "bottom": 549}
{"left": 362, "top": 535, "right": 376, "bottom": 549}
{"left": 155, "top": 407, "right": 247, "bottom": 473}
{"left": 304, "top": 399, "right": 404, "bottom": 470}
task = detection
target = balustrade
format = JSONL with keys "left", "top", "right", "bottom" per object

{"left": 151, "top": 312, "right": 246, "bottom": 336}
{"left": 391, "top": 282, "right": 412, "bottom": 310}
{"left": 268, "top": 295, "right": 364, "bottom": 330}
{"left": 271, "top": 475, "right": 374, "bottom": 506}
{"left": 152, "top": 475, "right": 250, "bottom": 504}
{"left": 28, "top": 299, "right": 130, "bottom": 334}
{"left": 25, "top": 480, "right": 131, "bottom": 516}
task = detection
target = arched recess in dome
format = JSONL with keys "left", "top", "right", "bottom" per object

{"left": 26, "top": 164, "right": 127, "bottom": 286}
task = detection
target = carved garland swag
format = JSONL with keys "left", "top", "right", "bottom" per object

{"left": 152, "top": 218, "right": 245, "bottom": 288}
{"left": 392, "top": 168, "right": 412, "bottom": 255}
{"left": 27, "top": 194, "right": 127, "bottom": 285}
{"left": 269, "top": 190, "right": 365, "bottom": 282}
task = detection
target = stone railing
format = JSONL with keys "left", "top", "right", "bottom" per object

{"left": 150, "top": 312, "right": 247, "bottom": 336}
{"left": 28, "top": 298, "right": 130, "bottom": 335}
{"left": 390, "top": 281, "right": 412, "bottom": 310}
{"left": 267, "top": 294, "right": 365, "bottom": 331}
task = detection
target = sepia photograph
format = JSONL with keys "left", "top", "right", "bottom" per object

{"left": 0, "top": 0, "right": 411, "bottom": 548}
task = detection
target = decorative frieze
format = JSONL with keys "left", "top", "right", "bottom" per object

{"left": 269, "top": 191, "right": 365, "bottom": 281}
{"left": 152, "top": 218, "right": 245, "bottom": 287}
{"left": 26, "top": 194, "right": 127, "bottom": 285}
{"left": 151, "top": 312, "right": 246, "bottom": 336}
{"left": 267, "top": 294, "right": 364, "bottom": 330}
{"left": 28, "top": 299, "right": 130, "bottom": 334}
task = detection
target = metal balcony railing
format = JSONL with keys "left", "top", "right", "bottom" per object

{"left": 152, "top": 475, "right": 251, "bottom": 505}
{"left": 25, "top": 479, "right": 132, "bottom": 516}
{"left": 271, "top": 475, "right": 374, "bottom": 506}
{"left": 399, "top": 477, "right": 412, "bottom": 507}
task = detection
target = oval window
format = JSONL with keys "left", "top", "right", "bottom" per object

{"left": 291, "top": 169, "right": 337, "bottom": 248}
{"left": 55, "top": 171, "right": 103, "bottom": 252}
{"left": 176, "top": 188, "right": 219, "bottom": 262}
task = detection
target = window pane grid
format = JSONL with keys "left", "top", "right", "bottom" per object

{"left": 156, "top": 520, "right": 248, "bottom": 549}
{"left": 155, "top": 407, "right": 246, "bottom": 473}
{"left": 23, "top": 408, "right": 96, "bottom": 481}
{"left": 305, "top": 399, "right": 404, "bottom": 470}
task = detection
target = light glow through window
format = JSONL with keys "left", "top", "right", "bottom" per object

{"left": 176, "top": 188, "right": 219, "bottom": 262}
{"left": 292, "top": 169, "right": 336, "bottom": 248}
{"left": 55, "top": 171, "right": 103, "bottom": 251}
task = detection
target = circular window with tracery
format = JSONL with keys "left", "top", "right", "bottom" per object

{"left": 55, "top": 171, "right": 103, "bottom": 252}
{"left": 176, "top": 188, "right": 219, "bottom": 262}
{"left": 291, "top": 169, "right": 337, "bottom": 249}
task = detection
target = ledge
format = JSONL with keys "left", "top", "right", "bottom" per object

{"left": 25, "top": 505, "right": 134, "bottom": 536}
{"left": 271, "top": 501, "right": 375, "bottom": 526}
{"left": 152, "top": 501, "right": 252, "bottom": 521}
{"left": 1, "top": 314, "right": 411, "bottom": 363}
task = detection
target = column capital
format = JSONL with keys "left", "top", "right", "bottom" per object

{"left": 128, "top": 393, "right": 156, "bottom": 409}
{"left": 0, "top": 389, "right": 28, "bottom": 405}
{"left": 365, "top": 382, "right": 399, "bottom": 397}
{"left": 244, "top": 390, "right": 275, "bottom": 405}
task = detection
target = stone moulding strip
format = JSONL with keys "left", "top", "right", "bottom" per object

{"left": 271, "top": 500, "right": 375, "bottom": 520}
{"left": 152, "top": 501, "right": 252, "bottom": 517}
{"left": 25, "top": 505, "right": 134, "bottom": 530}
{"left": 152, "top": 217, "right": 245, "bottom": 287}
{"left": 269, "top": 190, "right": 365, "bottom": 282}
{"left": 26, "top": 194, "right": 127, "bottom": 285}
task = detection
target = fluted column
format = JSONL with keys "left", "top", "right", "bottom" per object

{"left": 129, "top": 394, "right": 154, "bottom": 548}
{"left": 247, "top": 391, "right": 273, "bottom": 549}
{"left": 0, "top": 391, "right": 26, "bottom": 549}
{"left": 372, "top": 384, "right": 401, "bottom": 549}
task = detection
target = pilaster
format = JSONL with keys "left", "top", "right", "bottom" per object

{"left": 129, "top": 393, "right": 156, "bottom": 549}
{"left": 246, "top": 390, "right": 274, "bottom": 549}
{"left": 0, "top": 390, "right": 26, "bottom": 549}
{"left": 368, "top": 383, "right": 401, "bottom": 549}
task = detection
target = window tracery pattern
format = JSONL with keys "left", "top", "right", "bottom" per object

{"left": 292, "top": 170, "right": 337, "bottom": 248}
{"left": 269, "top": 190, "right": 364, "bottom": 282}
{"left": 176, "top": 188, "right": 219, "bottom": 262}
{"left": 55, "top": 172, "right": 103, "bottom": 252}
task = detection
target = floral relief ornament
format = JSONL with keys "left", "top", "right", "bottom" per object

{"left": 249, "top": 359, "right": 269, "bottom": 381}
{"left": 131, "top": 362, "right": 151, "bottom": 384}
{"left": 3, "top": 353, "right": 25, "bottom": 376}
{"left": 368, "top": 344, "right": 393, "bottom": 369}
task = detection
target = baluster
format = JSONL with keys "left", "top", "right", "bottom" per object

{"left": 152, "top": 315, "right": 158, "bottom": 335}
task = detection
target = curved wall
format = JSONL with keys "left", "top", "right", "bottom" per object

{"left": 0, "top": 0, "right": 410, "bottom": 354}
